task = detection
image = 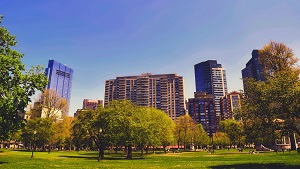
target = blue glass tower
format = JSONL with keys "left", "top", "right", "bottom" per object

{"left": 194, "top": 60, "right": 228, "bottom": 124}
{"left": 45, "top": 60, "right": 73, "bottom": 112}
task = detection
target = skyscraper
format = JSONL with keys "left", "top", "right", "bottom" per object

{"left": 194, "top": 60, "right": 228, "bottom": 123}
{"left": 45, "top": 60, "right": 73, "bottom": 113}
{"left": 104, "top": 73, "right": 185, "bottom": 120}
{"left": 241, "top": 50, "right": 266, "bottom": 91}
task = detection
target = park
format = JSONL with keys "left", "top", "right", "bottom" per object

{"left": 1, "top": 148, "right": 300, "bottom": 169}
{"left": 2, "top": 2, "right": 300, "bottom": 169}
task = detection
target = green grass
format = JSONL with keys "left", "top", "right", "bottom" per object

{"left": 1, "top": 148, "right": 300, "bottom": 168}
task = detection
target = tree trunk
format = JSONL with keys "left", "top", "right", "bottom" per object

{"left": 69, "top": 140, "right": 72, "bottom": 152}
{"left": 42, "top": 143, "right": 45, "bottom": 151}
{"left": 290, "top": 133, "right": 297, "bottom": 150}
{"left": 115, "top": 145, "right": 118, "bottom": 154}
{"left": 152, "top": 145, "right": 155, "bottom": 154}
{"left": 98, "top": 149, "right": 101, "bottom": 162}
{"left": 126, "top": 144, "right": 132, "bottom": 159}
{"left": 140, "top": 145, "right": 144, "bottom": 157}
{"left": 146, "top": 146, "right": 149, "bottom": 154}
{"left": 48, "top": 144, "right": 51, "bottom": 154}
{"left": 100, "top": 144, "right": 105, "bottom": 158}
{"left": 163, "top": 145, "right": 167, "bottom": 154}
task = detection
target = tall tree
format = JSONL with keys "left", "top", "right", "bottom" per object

{"left": 22, "top": 118, "right": 54, "bottom": 151}
{"left": 219, "top": 119, "right": 244, "bottom": 147}
{"left": 72, "top": 107, "right": 106, "bottom": 161}
{"left": 105, "top": 100, "right": 136, "bottom": 159}
{"left": 0, "top": 16, "right": 48, "bottom": 140}
{"left": 55, "top": 116, "right": 74, "bottom": 150}
{"left": 193, "top": 124, "right": 210, "bottom": 149}
{"left": 35, "top": 89, "right": 68, "bottom": 120}
{"left": 175, "top": 115, "right": 196, "bottom": 150}
{"left": 153, "top": 108, "right": 175, "bottom": 154}
{"left": 259, "top": 41, "right": 297, "bottom": 75}
{"left": 243, "top": 41, "right": 300, "bottom": 150}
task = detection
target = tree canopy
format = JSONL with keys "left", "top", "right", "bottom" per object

{"left": 242, "top": 41, "right": 300, "bottom": 149}
{"left": 0, "top": 16, "right": 48, "bottom": 140}
{"left": 72, "top": 100, "right": 176, "bottom": 160}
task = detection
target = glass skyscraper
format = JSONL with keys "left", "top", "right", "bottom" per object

{"left": 241, "top": 50, "right": 266, "bottom": 92}
{"left": 194, "top": 60, "right": 228, "bottom": 123}
{"left": 45, "top": 60, "right": 73, "bottom": 112}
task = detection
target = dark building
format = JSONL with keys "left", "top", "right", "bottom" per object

{"left": 241, "top": 50, "right": 266, "bottom": 90}
{"left": 45, "top": 60, "right": 73, "bottom": 113}
{"left": 194, "top": 60, "right": 228, "bottom": 123}
{"left": 187, "top": 92, "right": 216, "bottom": 135}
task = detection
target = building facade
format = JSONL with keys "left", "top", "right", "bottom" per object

{"left": 187, "top": 92, "right": 216, "bottom": 135}
{"left": 104, "top": 73, "right": 185, "bottom": 120}
{"left": 45, "top": 60, "right": 73, "bottom": 113}
{"left": 220, "top": 91, "right": 243, "bottom": 120}
{"left": 241, "top": 50, "right": 266, "bottom": 91}
{"left": 194, "top": 60, "right": 228, "bottom": 123}
{"left": 83, "top": 99, "right": 103, "bottom": 110}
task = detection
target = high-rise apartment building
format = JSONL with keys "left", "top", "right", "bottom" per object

{"left": 104, "top": 73, "right": 185, "bottom": 120}
{"left": 194, "top": 60, "right": 228, "bottom": 123}
{"left": 187, "top": 92, "right": 216, "bottom": 135}
{"left": 220, "top": 91, "right": 243, "bottom": 120}
{"left": 45, "top": 60, "right": 73, "bottom": 113}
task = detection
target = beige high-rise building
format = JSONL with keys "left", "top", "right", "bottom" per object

{"left": 104, "top": 73, "right": 185, "bottom": 120}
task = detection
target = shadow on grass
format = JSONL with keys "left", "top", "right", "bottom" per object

{"left": 0, "top": 162, "right": 8, "bottom": 164}
{"left": 210, "top": 163, "right": 300, "bottom": 169}
{"left": 58, "top": 155, "right": 146, "bottom": 161}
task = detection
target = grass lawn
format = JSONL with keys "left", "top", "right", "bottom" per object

{"left": 1, "top": 148, "right": 300, "bottom": 169}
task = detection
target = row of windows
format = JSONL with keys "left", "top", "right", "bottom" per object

{"left": 56, "top": 69, "right": 70, "bottom": 78}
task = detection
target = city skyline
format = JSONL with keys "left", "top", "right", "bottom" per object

{"left": 2, "top": 0, "right": 300, "bottom": 115}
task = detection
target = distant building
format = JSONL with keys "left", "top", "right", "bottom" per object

{"left": 187, "top": 92, "right": 216, "bottom": 135}
{"left": 74, "top": 99, "right": 103, "bottom": 117}
{"left": 104, "top": 73, "right": 185, "bottom": 120}
{"left": 194, "top": 60, "right": 228, "bottom": 124}
{"left": 220, "top": 91, "right": 243, "bottom": 120}
{"left": 83, "top": 99, "right": 103, "bottom": 110}
{"left": 45, "top": 60, "right": 73, "bottom": 114}
{"left": 241, "top": 50, "right": 266, "bottom": 91}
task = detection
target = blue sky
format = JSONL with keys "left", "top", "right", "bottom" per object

{"left": 1, "top": 0, "right": 300, "bottom": 116}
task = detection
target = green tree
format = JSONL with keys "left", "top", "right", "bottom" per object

{"left": 213, "top": 132, "right": 230, "bottom": 148}
{"left": 139, "top": 107, "right": 175, "bottom": 154}
{"left": 219, "top": 119, "right": 244, "bottom": 147}
{"left": 54, "top": 116, "right": 73, "bottom": 150}
{"left": 153, "top": 108, "right": 175, "bottom": 154}
{"left": 193, "top": 124, "right": 210, "bottom": 149}
{"left": 175, "top": 115, "right": 196, "bottom": 150}
{"left": 105, "top": 100, "right": 136, "bottom": 159}
{"left": 22, "top": 118, "right": 54, "bottom": 151}
{"left": 72, "top": 108, "right": 106, "bottom": 161}
{"left": 243, "top": 41, "right": 300, "bottom": 150}
{"left": 0, "top": 16, "right": 48, "bottom": 140}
